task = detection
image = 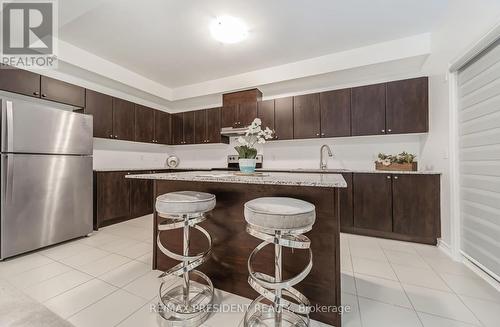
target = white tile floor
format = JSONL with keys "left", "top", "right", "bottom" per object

{"left": 0, "top": 214, "right": 499, "bottom": 327}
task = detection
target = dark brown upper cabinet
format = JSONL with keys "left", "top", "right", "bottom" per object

{"left": 320, "top": 89, "right": 351, "bottom": 138}
{"left": 194, "top": 109, "right": 207, "bottom": 144}
{"left": 206, "top": 107, "right": 225, "bottom": 143}
{"left": 40, "top": 76, "right": 85, "bottom": 108}
{"left": 293, "top": 93, "right": 321, "bottom": 139}
{"left": 0, "top": 65, "right": 40, "bottom": 97}
{"left": 172, "top": 111, "right": 195, "bottom": 145}
{"left": 238, "top": 102, "right": 258, "bottom": 127}
{"left": 112, "top": 98, "right": 135, "bottom": 141}
{"left": 194, "top": 107, "right": 226, "bottom": 144}
{"left": 171, "top": 113, "right": 184, "bottom": 145}
{"left": 84, "top": 90, "right": 113, "bottom": 139}
{"left": 223, "top": 88, "right": 262, "bottom": 106}
{"left": 257, "top": 99, "right": 275, "bottom": 131}
{"left": 392, "top": 174, "right": 440, "bottom": 239}
{"left": 274, "top": 97, "right": 294, "bottom": 140}
{"left": 353, "top": 173, "right": 393, "bottom": 232}
{"left": 135, "top": 104, "right": 155, "bottom": 143}
{"left": 221, "top": 105, "right": 238, "bottom": 128}
{"left": 154, "top": 110, "right": 171, "bottom": 145}
{"left": 351, "top": 83, "right": 386, "bottom": 136}
{"left": 386, "top": 77, "right": 428, "bottom": 134}
{"left": 221, "top": 103, "right": 258, "bottom": 128}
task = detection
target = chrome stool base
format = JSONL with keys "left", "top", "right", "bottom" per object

{"left": 158, "top": 270, "right": 214, "bottom": 327}
{"left": 245, "top": 294, "right": 309, "bottom": 327}
{"left": 157, "top": 211, "right": 214, "bottom": 327}
{"left": 244, "top": 224, "right": 313, "bottom": 327}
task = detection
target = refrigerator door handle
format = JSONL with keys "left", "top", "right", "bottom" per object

{"left": 3, "top": 155, "right": 13, "bottom": 203}
{"left": 2, "top": 100, "right": 14, "bottom": 153}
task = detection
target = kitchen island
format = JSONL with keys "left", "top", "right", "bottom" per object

{"left": 127, "top": 171, "right": 347, "bottom": 326}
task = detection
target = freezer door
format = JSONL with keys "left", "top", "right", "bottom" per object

{"left": 1, "top": 98, "right": 93, "bottom": 155}
{"left": 1, "top": 154, "right": 93, "bottom": 259}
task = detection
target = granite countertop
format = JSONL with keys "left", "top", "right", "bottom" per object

{"left": 95, "top": 167, "right": 440, "bottom": 175}
{"left": 126, "top": 170, "right": 347, "bottom": 188}
{"left": 93, "top": 167, "right": 211, "bottom": 172}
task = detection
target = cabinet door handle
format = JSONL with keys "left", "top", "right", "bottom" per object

{"left": 321, "top": 133, "right": 325, "bottom": 136}
{"left": 381, "top": 129, "right": 385, "bottom": 133}
{"left": 114, "top": 135, "right": 118, "bottom": 139}
{"left": 109, "top": 134, "right": 113, "bottom": 138}
{"left": 387, "top": 129, "right": 392, "bottom": 133}
{"left": 394, "top": 176, "right": 398, "bottom": 180}
{"left": 386, "top": 175, "right": 391, "bottom": 179}
{"left": 41, "top": 94, "right": 47, "bottom": 98}
{"left": 316, "top": 133, "right": 320, "bottom": 136}
{"left": 33, "top": 91, "right": 39, "bottom": 96}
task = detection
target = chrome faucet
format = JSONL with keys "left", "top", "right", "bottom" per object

{"left": 320, "top": 144, "right": 333, "bottom": 170}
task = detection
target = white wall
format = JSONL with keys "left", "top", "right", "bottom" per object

{"left": 420, "top": 0, "right": 500, "bottom": 249}
{"left": 172, "top": 135, "right": 423, "bottom": 171}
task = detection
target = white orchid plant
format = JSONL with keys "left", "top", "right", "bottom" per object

{"left": 235, "top": 118, "right": 274, "bottom": 159}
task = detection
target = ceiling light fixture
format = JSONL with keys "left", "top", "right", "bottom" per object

{"left": 210, "top": 16, "right": 248, "bottom": 44}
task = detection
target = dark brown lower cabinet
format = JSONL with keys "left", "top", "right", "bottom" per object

{"left": 353, "top": 173, "right": 393, "bottom": 232}
{"left": 95, "top": 171, "right": 131, "bottom": 228}
{"left": 392, "top": 174, "right": 440, "bottom": 239}
{"left": 130, "top": 178, "right": 154, "bottom": 218}
{"left": 343, "top": 173, "right": 441, "bottom": 245}
{"left": 94, "top": 170, "right": 154, "bottom": 229}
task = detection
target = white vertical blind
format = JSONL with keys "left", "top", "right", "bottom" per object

{"left": 458, "top": 38, "right": 500, "bottom": 278}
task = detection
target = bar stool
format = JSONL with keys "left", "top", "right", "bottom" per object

{"left": 243, "top": 197, "right": 316, "bottom": 327}
{"left": 156, "top": 191, "right": 216, "bottom": 326}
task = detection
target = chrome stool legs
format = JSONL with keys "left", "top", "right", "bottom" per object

{"left": 244, "top": 224, "right": 313, "bottom": 327}
{"left": 157, "top": 212, "right": 214, "bottom": 326}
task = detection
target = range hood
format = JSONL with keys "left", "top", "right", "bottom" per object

{"left": 220, "top": 126, "right": 248, "bottom": 136}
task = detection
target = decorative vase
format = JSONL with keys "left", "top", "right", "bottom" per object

{"left": 239, "top": 158, "right": 257, "bottom": 173}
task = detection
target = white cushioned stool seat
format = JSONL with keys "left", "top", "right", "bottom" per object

{"left": 244, "top": 197, "right": 315, "bottom": 230}
{"left": 156, "top": 191, "right": 216, "bottom": 215}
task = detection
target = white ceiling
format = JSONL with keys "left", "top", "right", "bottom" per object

{"left": 58, "top": 0, "right": 448, "bottom": 89}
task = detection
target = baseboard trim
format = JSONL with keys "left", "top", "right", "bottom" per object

{"left": 437, "top": 239, "right": 453, "bottom": 258}
{"left": 461, "top": 251, "right": 500, "bottom": 292}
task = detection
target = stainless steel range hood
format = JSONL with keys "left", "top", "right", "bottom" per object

{"left": 220, "top": 126, "right": 248, "bottom": 136}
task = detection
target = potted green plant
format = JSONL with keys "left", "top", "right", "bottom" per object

{"left": 235, "top": 118, "right": 274, "bottom": 173}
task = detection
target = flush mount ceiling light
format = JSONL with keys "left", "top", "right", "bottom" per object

{"left": 210, "top": 16, "right": 248, "bottom": 44}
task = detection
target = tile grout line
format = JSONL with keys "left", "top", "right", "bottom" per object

{"left": 415, "top": 248, "right": 488, "bottom": 327}
{"left": 346, "top": 234, "right": 364, "bottom": 327}
{"left": 375, "top": 239, "right": 425, "bottom": 327}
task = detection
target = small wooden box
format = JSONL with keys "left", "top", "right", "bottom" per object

{"left": 375, "top": 162, "right": 417, "bottom": 171}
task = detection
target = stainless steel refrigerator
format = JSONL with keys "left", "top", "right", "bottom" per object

{"left": 1, "top": 98, "right": 93, "bottom": 260}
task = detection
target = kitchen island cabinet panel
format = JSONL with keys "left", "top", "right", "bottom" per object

{"left": 351, "top": 83, "right": 386, "bottom": 136}
{"left": 293, "top": 93, "right": 321, "bottom": 139}
{"left": 320, "top": 88, "right": 351, "bottom": 137}
{"left": 353, "top": 173, "right": 393, "bottom": 232}
{"left": 84, "top": 90, "right": 113, "bottom": 139}
{"left": 392, "top": 174, "right": 440, "bottom": 239}
{"left": 274, "top": 97, "right": 294, "bottom": 140}
{"left": 340, "top": 173, "right": 354, "bottom": 229}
